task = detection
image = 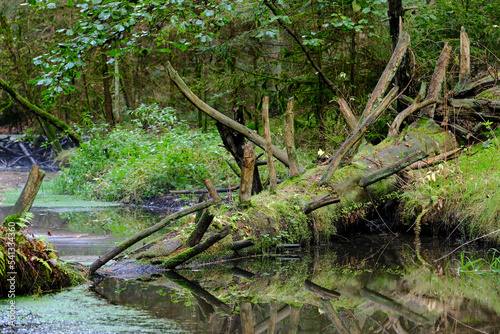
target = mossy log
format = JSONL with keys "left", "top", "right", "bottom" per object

{"left": 229, "top": 119, "right": 456, "bottom": 247}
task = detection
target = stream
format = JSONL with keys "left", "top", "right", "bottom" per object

{"left": 1, "top": 204, "right": 500, "bottom": 333}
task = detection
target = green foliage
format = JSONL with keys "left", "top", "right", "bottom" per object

{"left": 400, "top": 136, "right": 500, "bottom": 241}
{"left": 53, "top": 104, "right": 232, "bottom": 202}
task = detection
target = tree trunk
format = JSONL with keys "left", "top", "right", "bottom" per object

{"left": 262, "top": 96, "right": 277, "bottom": 193}
{"left": 101, "top": 52, "right": 115, "bottom": 127}
{"left": 5, "top": 165, "right": 45, "bottom": 221}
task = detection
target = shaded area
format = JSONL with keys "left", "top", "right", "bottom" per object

{"left": 86, "top": 236, "right": 500, "bottom": 334}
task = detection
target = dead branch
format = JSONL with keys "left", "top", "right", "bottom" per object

{"left": 359, "top": 150, "right": 428, "bottom": 187}
{"left": 361, "top": 30, "right": 410, "bottom": 120}
{"left": 162, "top": 226, "right": 231, "bottom": 269}
{"left": 421, "top": 42, "right": 452, "bottom": 118}
{"left": 320, "top": 87, "right": 399, "bottom": 186}
{"left": 166, "top": 62, "right": 293, "bottom": 168}
{"left": 406, "top": 148, "right": 462, "bottom": 170}
{"left": 303, "top": 195, "right": 340, "bottom": 214}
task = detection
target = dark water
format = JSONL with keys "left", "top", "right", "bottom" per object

{"left": 1, "top": 206, "right": 500, "bottom": 333}
{"left": 0, "top": 205, "right": 164, "bottom": 263}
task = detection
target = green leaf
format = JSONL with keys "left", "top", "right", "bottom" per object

{"left": 92, "top": 0, "right": 102, "bottom": 4}
{"left": 362, "top": 7, "right": 371, "bottom": 14}
{"left": 352, "top": 0, "right": 361, "bottom": 12}
{"left": 158, "top": 48, "right": 172, "bottom": 53}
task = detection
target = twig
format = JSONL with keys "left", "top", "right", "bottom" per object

{"left": 433, "top": 228, "right": 500, "bottom": 262}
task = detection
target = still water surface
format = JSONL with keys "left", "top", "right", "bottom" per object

{"left": 1, "top": 205, "right": 500, "bottom": 333}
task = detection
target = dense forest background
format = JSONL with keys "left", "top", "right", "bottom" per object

{"left": 1, "top": 0, "right": 498, "bottom": 135}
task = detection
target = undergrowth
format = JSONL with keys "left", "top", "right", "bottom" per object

{"left": 53, "top": 105, "right": 235, "bottom": 202}
{"left": 400, "top": 134, "right": 500, "bottom": 242}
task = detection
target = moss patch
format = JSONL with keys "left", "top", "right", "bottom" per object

{"left": 400, "top": 136, "right": 500, "bottom": 241}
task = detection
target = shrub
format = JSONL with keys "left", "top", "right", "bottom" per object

{"left": 54, "top": 105, "right": 233, "bottom": 202}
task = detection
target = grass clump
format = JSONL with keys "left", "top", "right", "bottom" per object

{"left": 400, "top": 135, "right": 500, "bottom": 241}
{"left": 53, "top": 104, "right": 233, "bottom": 202}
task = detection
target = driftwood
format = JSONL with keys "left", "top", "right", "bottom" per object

{"left": 262, "top": 96, "right": 277, "bottom": 193}
{"left": 284, "top": 98, "right": 300, "bottom": 177}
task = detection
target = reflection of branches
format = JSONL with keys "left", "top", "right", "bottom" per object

{"left": 360, "top": 288, "right": 429, "bottom": 325}
{"left": 304, "top": 280, "right": 340, "bottom": 300}
{"left": 254, "top": 305, "right": 291, "bottom": 334}
{"left": 319, "top": 300, "right": 350, "bottom": 334}
{"left": 162, "top": 271, "right": 231, "bottom": 314}
{"left": 447, "top": 314, "right": 490, "bottom": 334}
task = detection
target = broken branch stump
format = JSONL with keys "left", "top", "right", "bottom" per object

{"left": 262, "top": 96, "right": 277, "bottom": 193}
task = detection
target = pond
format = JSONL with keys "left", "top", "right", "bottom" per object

{"left": 1, "top": 204, "right": 500, "bottom": 333}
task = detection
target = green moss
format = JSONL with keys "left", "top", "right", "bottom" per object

{"left": 400, "top": 136, "right": 500, "bottom": 242}
{"left": 476, "top": 87, "right": 500, "bottom": 101}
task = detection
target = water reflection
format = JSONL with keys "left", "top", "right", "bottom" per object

{"left": 92, "top": 236, "right": 500, "bottom": 333}
{"left": 0, "top": 205, "right": 164, "bottom": 262}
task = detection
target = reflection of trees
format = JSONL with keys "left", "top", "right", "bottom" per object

{"left": 94, "top": 237, "right": 500, "bottom": 334}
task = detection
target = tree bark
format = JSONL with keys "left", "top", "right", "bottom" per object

{"left": 6, "top": 165, "right": 45, "bottom": 220}
{"left": 421, "top": 42, "right": 452, "bottom": 119}
{"left": 460, "top": 26, "right": 470, "bottom": 84}
{"left": 262, "top": 96, "right": 277, "bottom": 193}
{"left": 284, "top": 98, "right": 300, "bottom": 177}
{"left": 240, "top": 143, "right": 256, "bottom": 203}
{"left": 361, "top": 30, "right": 410, "bottom": 119}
